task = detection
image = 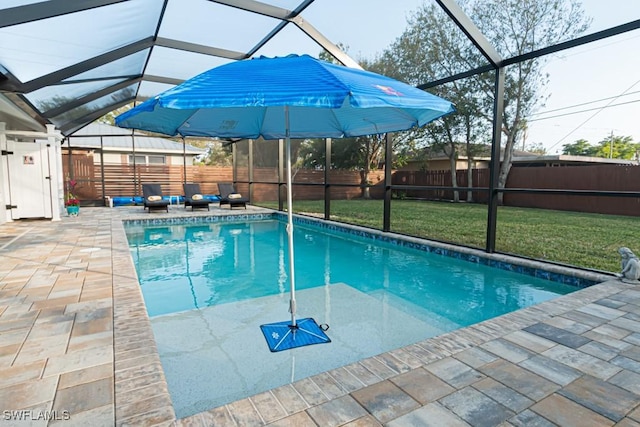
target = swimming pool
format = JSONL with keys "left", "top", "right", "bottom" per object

{"left": 124, "top": 217, "right": 586, "bottom": 418}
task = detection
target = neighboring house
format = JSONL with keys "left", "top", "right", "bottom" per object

{"left": 400, "top": 144, "right": 636, "bottom": 171}
{"left": 511, "top": 154, "right": 637, "bottom": 167}
{"left": 63, "top": 122, "right": 205, "bottom": 166}
{"left": 399, "top": 144, "right": 533, "bottom": 171}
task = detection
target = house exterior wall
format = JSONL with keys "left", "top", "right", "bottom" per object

{"left": 104, "top": 153, "right": 121, "bottom": 164}
{"left": 98, "top": 152, "right": 197, "bottom": 165}
{"left": 167, "top": 155, "right": 182, "bottom": 165}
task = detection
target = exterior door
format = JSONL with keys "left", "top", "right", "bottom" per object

{"left": 5, "top": 140, "right": 52, "bottom": 219}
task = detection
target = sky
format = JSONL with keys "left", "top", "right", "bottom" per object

{"left": 257, "top": 0, "right": 640, "bottom": 154}
{"left": 526, "top": 1, "right": 640, "bottom": 154}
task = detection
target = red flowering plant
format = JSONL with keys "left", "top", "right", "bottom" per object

{"left": 65, "top": 178, "right": 80, "bottom": 207}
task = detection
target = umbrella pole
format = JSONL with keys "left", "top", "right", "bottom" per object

{"left": 284, "top": 106, "right": 297, "bottom": 328}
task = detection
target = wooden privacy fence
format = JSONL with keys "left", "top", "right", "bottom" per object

{"left": 63, "top": 152, "right": 97, "bottom": 200}
{"left": 393, "top": 169, "right": 489, "bottom": 202}
{"left": 62, "top": 156, "right": 380, "bottom": 202}
{"left": 505, "top": 165, "right": 640, "bottom": 216}
{"left": 394, "top": 165, "right": 640, "bottom": 216}
{"left": 63, "top": 153, "right": 639, "bottom": 216}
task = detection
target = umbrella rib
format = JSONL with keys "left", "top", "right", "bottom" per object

{"left": 296, "top": 327, "right": 330, "bottom": 341}
{"left": 273, "top": 328, "right": 293, "bottom": 351}
{"left": 174, "top": 109, "right": 205, "bottom": 137}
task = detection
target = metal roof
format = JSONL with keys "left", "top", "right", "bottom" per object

{"left": 1, "top": 1, "right": 639, "bottom": 138}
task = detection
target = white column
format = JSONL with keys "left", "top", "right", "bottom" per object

{"left": 47, "top": 124, "right": 62, "bottom": 221}
{"left": 0, "top": 122, "right": 7, "bottom": 223}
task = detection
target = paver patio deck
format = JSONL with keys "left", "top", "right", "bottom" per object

{"left": 1, "top": 206, "right": 639, "bottom": 426}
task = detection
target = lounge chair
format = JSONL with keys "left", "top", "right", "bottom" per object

{"left": 217, "top": 182, "right": 248, "bottom": 209}
{"left": 183, "top": 183, "right": 210, "bottom": 211}
{"left": 142, "top": 183, "right": 170, "bottom": 213}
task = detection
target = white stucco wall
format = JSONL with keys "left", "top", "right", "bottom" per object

{"left": 0, "top": 123, "right": 63, "bottom": 222}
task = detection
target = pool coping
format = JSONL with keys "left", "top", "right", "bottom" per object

{"left": 112, "top": 208, "right": 628, "bottom": 425}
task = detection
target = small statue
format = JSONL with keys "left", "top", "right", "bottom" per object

{"left": 617, "top": 247, "right": 640, "bottom": 282}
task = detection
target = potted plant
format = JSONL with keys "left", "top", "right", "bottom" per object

{"left": 65, "top": 179, "right": 80, "bottom": 216}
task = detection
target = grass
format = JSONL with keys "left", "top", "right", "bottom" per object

{"left": 256, "top": 199, "right": 636, "bottom": 273}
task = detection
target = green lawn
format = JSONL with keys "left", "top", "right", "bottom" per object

{"left": 256, "top": 199, "right": 635, "bottom": 273}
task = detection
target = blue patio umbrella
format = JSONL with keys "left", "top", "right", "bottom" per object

{"left": 116, "top": 54, "right": 454, "bottom": 352}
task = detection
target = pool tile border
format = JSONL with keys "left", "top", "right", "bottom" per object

{"left": 123, "top": 212, "right": 273, "bottom": 226}
{"left": 123, "top": 211, "right": 612, "bottom": 291}
{"left": 283, "top": 213, "right": 613, "bottom": 288}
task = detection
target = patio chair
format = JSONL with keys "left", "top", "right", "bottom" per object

{"left": 183, "top": 183, "right": 210, "bottom": 211}
{"left": 142, "top": 183, "right": 170, "bottom": 213}
{"left": 217, "top": 182, "right": 248, "bottom": 209}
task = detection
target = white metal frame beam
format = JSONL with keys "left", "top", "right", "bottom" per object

{"left": 435, "top": 0, "right": 502, "bottom": 67}
{"left": 0, "top": 0, "right": 127, "bottom": 28}
{"left": 208, "top": 0, "right": 295, "bottom": 20}
{"left": 59, "top": 97, "right": 135, "bottom": 135}
{"left": 289, "top": 16, "right": 363, "bottom": 69}
{"left": 155, "top": 37, "right": 247, "bottom": 60}
{"left": 0, "top": 37, "right": 154, "bottom": 94}
{"left": 41, "top": 78, "right": 143, "bottom": 119}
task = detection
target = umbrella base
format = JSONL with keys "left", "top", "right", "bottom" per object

{"left": 260, "top": 318, "right": 331, "bottom": 352}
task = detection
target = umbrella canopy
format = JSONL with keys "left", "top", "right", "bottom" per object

{"left": 116, "top": 54, "right": 454, "bottom": 351}
{"left": 116, "top": 54, "right": 454, "bottom": 139}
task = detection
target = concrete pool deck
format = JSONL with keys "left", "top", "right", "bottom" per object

{"left": 0, "top": 205, "right": 639, "bottom": 426}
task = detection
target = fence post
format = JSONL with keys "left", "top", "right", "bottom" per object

{"left": 324, "top": 138, "right": 331, "bottom": 220}
{"left": 383, "top": 133, "right": 392, "bottom": 232}
{"left": 232, "top": 142, "right": 237, "bottom": 184}
{"left": 486, "top": 68, "right": 505, "bottom": 253}
{"left": 248, "top": 139, "right": 254, "bottom": 203}
{"left": 182, "top": 136, "right": 187, "bottom": 187}
{"left": 100, "top": 136, "right": 106, "bottom": 205}
{"left": 278, "top": 139, "right": 284, "bottom": 212}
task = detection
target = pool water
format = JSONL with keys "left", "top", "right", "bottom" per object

{"left": 125, "top": 219, "right": 576, "bottom": 417}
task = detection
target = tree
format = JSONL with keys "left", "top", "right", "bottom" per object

{"left": 383, "top": 0, "right": 491, "bottom": 202}
{"left": 524, "top": 142, "right": 547, "bottom": 155}
{"left": 298, "top": 134, "right": 385, "bottom": 199}
{"left": 476, "top": 0, "right": 590, "bottom": 203}
{"left": 562, "top": 139, "right": 597, "bottom": 156}
{"left": 593, "top": 134, "right": 638, "bottom": 160}
{"left": 199, "top": 140, "right": 232, "bottom": 166}
{"left": 423, "top": 80, "right": 488, "bottom": 202}
{"left": 384, "top": 0, "right": 590, "bottom": 203}
{"left": 562, "top": 135, "right": 638, "bottom": 159}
